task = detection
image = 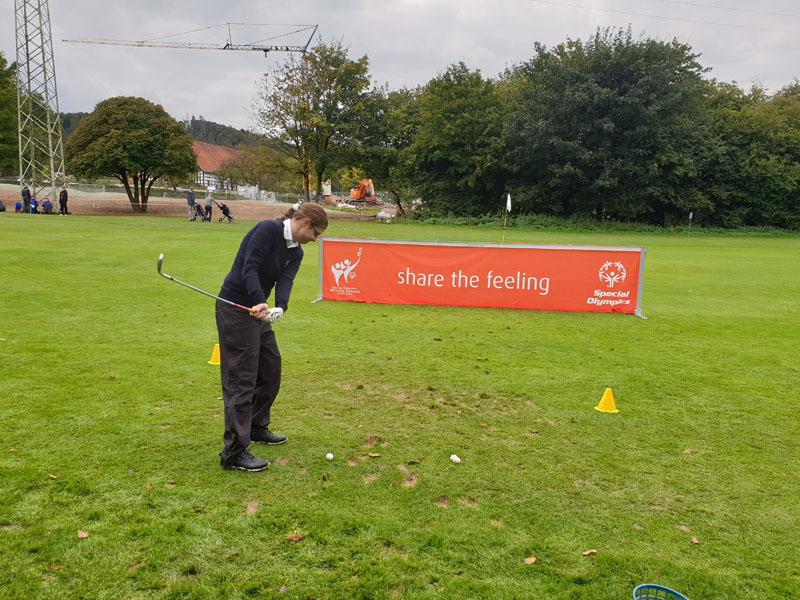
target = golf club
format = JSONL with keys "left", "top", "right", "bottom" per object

{"left": 157, "top": 253, "right": 252, "bottom": 313}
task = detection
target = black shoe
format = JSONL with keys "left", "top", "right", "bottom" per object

{"left": 251, "top": 427, "right": 287, "bottom": 445}
{"left": 221, "top": 449, "right": 270, "bottom": 472}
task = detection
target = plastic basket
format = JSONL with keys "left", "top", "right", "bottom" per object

{"left": 633, "top": 584, "right": 689, "bottom": 600}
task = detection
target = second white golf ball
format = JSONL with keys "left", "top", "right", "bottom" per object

{"left": 326, "top": 453, "right": 334, "bottom": 461}
{"left": 450, "top": 454, "right": 461, "bottom": 464}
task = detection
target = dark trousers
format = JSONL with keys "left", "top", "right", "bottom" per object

{"left": 215, "top": 300, "right": 281, "bottom": 461}
{"left": 59, "top": 200, "right": 67, "bottom": 215}
{"left": 204, "top": 206, "right": 212, "bottom": 221}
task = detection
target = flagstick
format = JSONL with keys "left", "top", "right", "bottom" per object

{"left": 501, "top": 193, "right": 511, "bottom": 245}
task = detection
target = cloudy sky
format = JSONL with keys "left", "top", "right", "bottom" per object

{"left": 3, "top": 0, "right": 799, "bottom": 130}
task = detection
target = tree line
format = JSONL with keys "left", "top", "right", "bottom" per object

{"left": 247, "top": 28, "right": 799, "bottom": 228}
{"left": 2, "top": 27, "right": 798, "bottom": 228}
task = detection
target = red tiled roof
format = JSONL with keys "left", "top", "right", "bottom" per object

{"left": 192, "top": 140, "right": 242, "bottom": 173}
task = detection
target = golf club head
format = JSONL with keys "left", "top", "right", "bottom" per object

{"left": 157, "top": 253, "right": 164, "bottom": 275}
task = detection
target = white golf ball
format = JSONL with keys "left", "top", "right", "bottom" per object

{"left": 450, "top": 454, "right": 461, "bottom": 464}
{"left": 326, "top": 453, "right": 334, "bottom": 461}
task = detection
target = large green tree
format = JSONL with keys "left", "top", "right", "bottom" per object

{"left": 506, "top": 28, "right": 710, "bottom": 224}
{"left": 0, "top": 52, "right": 17, "bottom": 176}
{"left": 253, "top": 41, "right": 372, "bottom": 202}
{"left": 349, "top": 86, "right": 420, "bottom": 213}
{"left": 701, "top": 81, "right": 800, "bottom": 228}
{"left": 401, "top": 63, "right": 506, "bottom": 216}
{"left": 65, "top": 96, "right": 197, "bottom": 211}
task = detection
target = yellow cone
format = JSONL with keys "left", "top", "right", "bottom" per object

{"left": 594, "top": 388, "right": 619, "bottom": 413}
{"left": 208, "top": 343, "right": 220, "bottom": 365}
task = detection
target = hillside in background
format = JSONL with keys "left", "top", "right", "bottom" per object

{"left": 60, "top": 112, "right": 89, "bottom": 139}
{"left": 183, "top": 116, "right": 261, "bottom": 148}
{"left": 60, "top": 112, "right": 260, "bottom": 149}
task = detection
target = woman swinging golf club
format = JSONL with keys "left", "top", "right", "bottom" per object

{"left": 216, "top": 203, "right": 328, "bottom": 472}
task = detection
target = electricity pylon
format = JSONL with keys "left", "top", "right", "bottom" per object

{"left": 15, "top": 0, "right": 65, "bottom": 204}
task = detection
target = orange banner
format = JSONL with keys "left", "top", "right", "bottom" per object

{"left": 318, "top": 238, "right": 646, "bottom": 317}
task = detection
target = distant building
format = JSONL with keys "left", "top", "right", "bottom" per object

{"left": 192, "top": 140, "right": 242, "bottom": 192}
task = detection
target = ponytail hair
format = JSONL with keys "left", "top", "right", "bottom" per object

{"left": 282, "top": 202, "right": 328, "bottom": 231}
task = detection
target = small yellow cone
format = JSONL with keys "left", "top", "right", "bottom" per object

{"left": 208, "top": 343, "right": 220, "bottom": 365}
{"left": 594, "top": 388, "right": 619, "bottom": 413}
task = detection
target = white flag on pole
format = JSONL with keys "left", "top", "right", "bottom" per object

{"left": 506, "top": 193, "right": 511, "bottom": 213}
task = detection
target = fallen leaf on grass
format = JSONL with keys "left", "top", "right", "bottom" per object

{"left": 524, "top": 556, "right": 537, "bottom": 565}
{"left": 245, "top": 500, "right": 259, "bottom": 516}
{"left": 633, "top": 523, "right": 645, "bottom": 530}
{"left": 677, "top": 525, "right": 691, "bottom": 533}
{"left": 48, "top": 474, "right": 57, "bottom": 480}
{"left": 285, "top": 531, "right": 303, "bottom": 543}
{"left": 48, "top": 565, "right": 62, "bottom": 571}
{"left": 480, "top": 423, "right": 487, "bottom": 428}
{"left": 691, "top": 537, "right": 699, "bottom": 545}
{"left": 77, "top": 531, "right": 89, "bottom": 539}
{"left": 145, "top": 484, "right": 152, "bottom": 490}
{"left": 582, "top": 549, "right": 597, "bottom": 556}
{"left": 683, "top": 448, "right": 693, "bottom": 454}
{"left": 279, "top": 585, "right": 288, "bottom": 594}
{"left": 368, "top": 453, "right": 381, "bottom": 458}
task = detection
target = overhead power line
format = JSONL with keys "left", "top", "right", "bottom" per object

{"left": 529, "top": 0, "right": 800, "bottom": 35}
{"left": 651, "top": 0, "right": 800, "bottom": 20}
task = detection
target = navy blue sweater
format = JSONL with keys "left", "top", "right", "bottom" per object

{"left": 219, "top": 220, "right": 304, "bottom": 311}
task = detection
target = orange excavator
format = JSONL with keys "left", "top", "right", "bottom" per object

{"left": 349, "top": 179, "right": 379, "bottom": 205}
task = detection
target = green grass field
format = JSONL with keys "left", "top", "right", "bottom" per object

{"left": 1, "top": 214, "right": 798, "bottom": 599}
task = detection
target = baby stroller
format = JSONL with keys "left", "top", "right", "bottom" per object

{"left": 216, "top": 201, "right": 235, "bottom": 223}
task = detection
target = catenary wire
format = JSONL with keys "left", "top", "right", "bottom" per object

{"left": 651, "top": 0, "right": 800, "bottom": 20}
{"left": 529, "top": 0, "right": 800, "bottom": 35}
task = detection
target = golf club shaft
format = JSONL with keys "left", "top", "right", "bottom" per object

{"left": 157, "top": 253, "right": 252, "bottom": 313}
{"left": 163, "top": 273, "right": 250, "bottom": 312}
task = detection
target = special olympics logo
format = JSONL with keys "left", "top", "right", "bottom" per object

{"left": 599, "top": 261, "right": 626, "bottom": 288}
{"left": 331, "top": 248, "right": 362, "bottom": 286}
